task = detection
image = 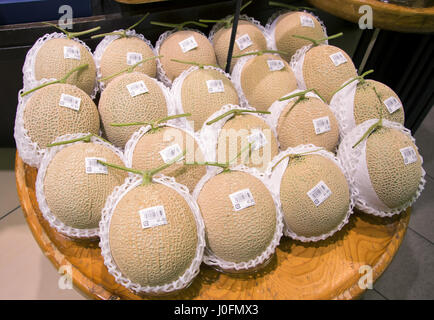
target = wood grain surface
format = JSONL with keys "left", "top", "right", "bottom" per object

{"left": 15, "top": 152, "right": 410, "bottom": 300}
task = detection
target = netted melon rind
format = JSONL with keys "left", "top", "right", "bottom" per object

{"left": 265, "top": 144, "right": 356, "bottom": 242}
{"left": 192, "top": 165, "right": 284, "bottom": 272}
{"left": 337, "top": 119, "right": 426, "bottom": 217}
{"left": 93, "top": 29, "right": 157, "bottom": 92}
{"left": 99, "top": 174, "right": 205, "bottom": 294}
{"left": 22, "top": 32, "right": 98, "bottom": 99}
{"left": 35, "top": 133, "right": 126, "bottom": 239}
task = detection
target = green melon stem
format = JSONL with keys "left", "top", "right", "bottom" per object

{"left": 206, "top": 109, "right": 270, "bottom": 125}
{"left": 170, "top": 59, "right": 219, "bottom": 69}
{"left": 332, "top": 69, "right": 374, "bottom": 96}
{"left": 199, "top": 0, "right": 252, "bottom": 29}
{"left": 279, "top": 88, "right": 326, "bottom": 117}
{"left": 91, "top": 13, "right": 150, "bottom": 39}
{"left": 21, "top": 64, "right": 89, "bottom": 97}
{"left": 352, "top": 117, "right": 383, "bottom": 149}
{"left": 99, "top": 55, "right": 162, "bottom": 83}
{"left": 292, "top": 32, "right": 343, "bottom": 46}
{"left": 43, "top": 22, "right": 101, "bottom": 39}
{"left": 372, "top": 86, "right": 385, "bottom": 120}
{"left": 268, "top": 1, "right": 315, "bottom": 11}
{"left": 272, "top": 147, "right": 324, "bottom": 171}
{"left": 232, "top": 49, "right": 288, "bottom": 58}
{"left": 110, "top": 113, "right": 191, "bottom": 131}
{"left": 46, "top": 133, "right": 111, "bottom": 147}
{"left": 150, "top": 20, "right": 208, "bottom": 31}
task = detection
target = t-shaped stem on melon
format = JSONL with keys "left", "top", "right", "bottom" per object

{"left": 232, "top": 49, "right": 288, "bottom": 59}
{"left": 331, "top": 69, "right": 374, "bottom": 96}
{"left": 150, "top": 20, "right": 208, "bottom": 31}
{"left": 199, "top": 0, "right": 252, "bottom": 29}
{"left": 91, "top": 13, "right": 150, "bottom": 39}
{"left": 352, "top": 118, "right": 383, "bottom": 149}
{"left": 292, "top": 32, "right": 343, "bottom": 47}
{"left": 205, "top": 109, "right": 271, "bottom": 125}
{"left": 20, "top": 64, "right": 89, "bottom": 97}
{"left": 110, "top": 113, "right": 192, "bottom": 132}
{"left": 42, "top": 22, "right": 101, "bottom": 39}
{"left": 279, "top": 88, "right": 326, "bottom": 116}
{"left": 271, "top": 148, "right": 325, "bottom": 171}
{"left": 170, "top": 59, "right": 220, "bottom": 69}
{"left": 268, "top": 1, "right": 315, "bottom": 11}
{"left": 46, "top": 133, "right": 111, "bottom": 148}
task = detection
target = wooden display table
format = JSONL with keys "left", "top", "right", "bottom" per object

{"left": 15, "top": 152, "right": 410, "bottom": 300}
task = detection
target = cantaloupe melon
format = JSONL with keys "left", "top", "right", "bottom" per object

{"left": 98, "top": 72, "right": 169, "bottom": 148}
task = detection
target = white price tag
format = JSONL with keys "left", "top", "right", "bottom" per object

{"left": 59, "top": 93, "right": 81, "bottom": 111}
{"left": 229, "top": 188, "right": 255, "bottom": 212}
{"left": 329, "top": 52, "right": 347, "bottom": 67}
{"left": 126, "top": 80, "right": 148, "bottom": 97}
{"left": 312, "top": 116, "right": 331, "bottom": 135}
{"left": 139, "top": 206, "right": 168, "bottom": 229}
{"left": 159, "top": 144, "right": 183, "bottom": 164}
{"left": 235, "top": 34, "right": 253, "bottom": 51}
{"left": 383, "top": 96, "right": 402, "bottom": 114}
{"left": 206, "top": 80, "right": 225, "bottom": 93}
{"left": 307, "top": 181, "right": 332, "bottom": 207}
{"left": 300, "top": 15, "right": 315, "bottom": 28}
{"left": 85, "top": 157, "right": 108, "bottom": 174}
{"left": 400, "top": 146, "right": 418, "bottom": 165}
{"left": 126, "top": 52, "right": 143, "bottom": 66}
{"left": 178, "top": 36, "right": 198, "bottom": 53}
{"left": 247, "top": 129, "right": 268, "bottom": 151}
{"left": 267, "top": 59, "right": 285, "bottom": 71}
{"left": 63, "top": 46, "right": 81, "bottom": 60}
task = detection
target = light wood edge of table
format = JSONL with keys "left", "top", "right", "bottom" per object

{"left": 14, "top": 152, "right": 410, "bottom": 300}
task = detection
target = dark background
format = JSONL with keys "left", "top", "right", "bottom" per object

{"left": 0, "top": 0, "right": 432, "bottom": 147}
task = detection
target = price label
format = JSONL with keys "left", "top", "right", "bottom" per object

{"left": 178, "top": 36, "right": 198, "bottom": 53}
{"left": 139, "top": 206, "right": 168, "bottom": 229}
{"left": 229, "top": 188, "right": 255, "bottom": 211}
{"left": 300, "top": 15, "right": 315, "bottom": 28}
{"left": 329, "top": 52, "right": 347, "bottom": 67}
{"left": 63, "top": 46, "right": 81, "bottom": 60}
{"left": 126, "top": 52, "right": 143, "bottom": 66}
{"left": 126, "top": 80, "right": 149, "bottom": 97}
{"left": 383, "top": 96, "right": 402, "bottom": 114}
{"left": 247, "top": 129, "right": 268, "bottom": 151}
{"left": 400, "top": 146, "right": 418, "bottom": 165}
{"left": 267, "top": 59, "right": 285, "bottom": 71}
{"left": 312, "top": 116, "right": 331, "bottom": 135}
{"left": 59, "top": 93, "right": 81, "bottom": 111}
{"left": 235, "top": 34, "right": 253, "bottom": 51}
{"left": 206, "top": 80, "right": 225, "bottom": 93}
{"left": 159, "top": 144, "right": 183, "bottom": 164}
{"left": 85, "top": 157, "right": 108, "bottom": 174}
{"left": 307, "top": 181, "right": 332, "bottom": 207}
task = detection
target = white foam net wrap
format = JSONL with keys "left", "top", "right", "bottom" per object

{"left": 22, "top": 32, "right": 99, "bottom": 99}
{"left": 35, "top": 133, "right": 126, "bottom": 239}
{"left": 199, "top": 104, "right": 277, "bottom": 163}
{"left": 99, "top": 174, "right": 206, "bottom": 295}
{"left": 329, "top": 78, "right": 358, "bottom": 138}
{"left": 264, "top": 144, "right": 357, "bottom": 242}
{"left": 170, "top": 64, "right": 247, "bottom": 132}
{"left": 265, "top": 9, "right": 328, "bottom": 53}
{"left": 93, "top": 29, "right": 157, "bottom": 92}
{"left": 154, "top": 28, "right": 212, "bottom": 88}
{"left": 337, "top": 119, "right": 426, "bottom": 217}
{"left": 289, "top": 43, "right": 311, "bottom": 90}
{"left": 192, "top": 165, "right": 284, "bottom": 272}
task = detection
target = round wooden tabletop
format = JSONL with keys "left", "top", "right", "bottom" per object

{"left": 15, "top": 152, "right": 410, "bottom": 300}
{"left": 307, "top": 0, "right": 434, "bottom": 33}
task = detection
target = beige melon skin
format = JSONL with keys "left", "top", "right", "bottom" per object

{"left": 109, "top": 183, "right": 198, "bottom": 287}
{"left": 98, "top": 72, "right": 168, "bottom": 148}
{"left": 277, "top": 96, "right": 339, "bottom": 152}
{"left": 240, "top": 54, "right": 297, "bottom": 111}
{"left": 303, "top": 45, "right": 357, "bottom": 103}
{"left": 353, "top": 80, "right": 404, "bottom": 125}
{"left": 216, "top": 114, "right": 279, "bottom": 171}
{"left": 100, "top": 37, "right": 157, "bottom": 85}
{"left": 34, "top": 38, "right": 96, "bottom": 96}
{"left": 23, "top": 83, "right": 100, "bottom": 148}
{"left": 159, "top": 30, "right": 217, "bottom": 82}
{"left": 213, "top": 20, "right": 268, "bottom": 72}
{"left": 274, "top": 11, "right": 325, "bottom": 62}
{"left": 280, "top": 154, "right": 350, "bottom": 238}
{"left": 44, "top": 143, "right": 127, "bottom": 229}
{"left": 181, "top": 68, "right": 240, "bottom": 131}
{"left": 366, "top": 127, "right": 422, "bottom": 209}
{"left": 131, "top": 126, "right": 206, "bottom": 192}
{"left": 197, "top": 171, "right": 276, "bottom": 263}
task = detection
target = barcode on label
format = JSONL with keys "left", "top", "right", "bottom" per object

{"left": 139, "top": 205, "right": 168, "bottom": 229}
{"left": 126, "top": 52, "right": 143, "bottom": 66}
{"left": 307, "top": 181, "right": 332, "bottom": 207}
{"left": 206, "top": 80, "right": 225, "bottom": 93}
{"left": 383, "top": 96, "right": 402, "bottom": 114}
{"left": 126, "top": 80, "right": 148, "bottom": 97}
{"left": 312, "top": 116, "right": 331, "bottom": 135}
{"left": 267, "top": 59, "right": 285, "bottom": 71}
{"left": 235, "top": 34, "right": 253, "bottom": 51}
{"left": 63, "top": 46, "right": 81, "bottom": 60}
{"left": 247, "top": 129, "right": 268, "bottom": 151}
{"left": 329, "top": 52, "right": 347, "bottom": 67}
{"left": 400, "top": 146, "right": 418, "bottom": 165}
{"left": 159, "top": 144, "right": 184, "bottom": 164}
{"left": 229, "top": 188, "right": 255, "bottom": 211}
{"left": 59, "top": 93, "right": 81, "bottom": 111}
{"left": 300, "top": 15, "right": 315, "bottom": 28}
{"left": 85, "top": 157, "right": 108, "bottom": 174}
{"left": 178, "top": 36, "right": 198, "bottom": 53}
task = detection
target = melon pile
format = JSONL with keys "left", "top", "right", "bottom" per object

{"left": 14, "top": 6, "right": 425, "bottom": 296}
